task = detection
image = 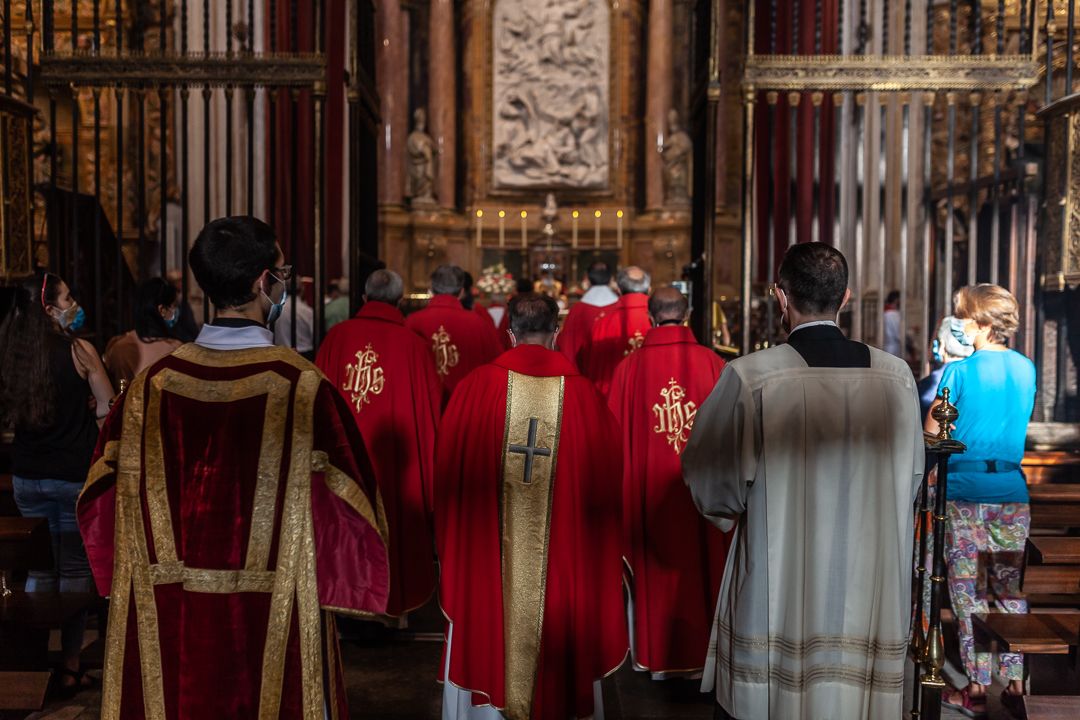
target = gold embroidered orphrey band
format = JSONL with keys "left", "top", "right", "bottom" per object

{"left": 499, "top": 371, "right": 565, "bottom": 720}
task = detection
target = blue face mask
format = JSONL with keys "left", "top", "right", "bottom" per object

{"left": 262, "top": 274, "right": 288, "bottom": 328}
{"left": 56, "top": 302, "right": 85, "bottom": 332}
{"left": 164, "top": 309, "right": 180, "bottom": 329}
{"left": 949, "top": 316, "right": 976, "bottom": 348}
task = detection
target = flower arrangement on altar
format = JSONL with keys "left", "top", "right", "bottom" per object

{"left": 476, "top": 264, "right": 516, "bottom": 296}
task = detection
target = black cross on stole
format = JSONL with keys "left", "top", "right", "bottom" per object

{"left": 507, "top": 416, "right": 551, "bottom": 484}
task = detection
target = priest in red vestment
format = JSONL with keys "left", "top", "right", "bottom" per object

{"left": 581, "top": 266, "right": 652, "bottom": 395}
{"left": 315, "top": 269, "right": 440, "bottom": 619}
{"left": 608, "top": 286, "right": 731, "bottom": 677}
{"left": 436, "top": 293, "right": 628, "bottom": 720}
{"left": 405, "top": 265, "right": 503, "bottom": 395}
{"left": 557, "top": 261, "right": 618, "bottom": 370}
{"left": 77, "top": 217, "right": 389, "bottom": 720}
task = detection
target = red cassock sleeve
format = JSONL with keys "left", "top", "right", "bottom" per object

{"left": 310, "top": 381, "right": 391, "bottom": 615}
{"left": 77, "top": 397, "right": 126, "bottom": 597}
{"left": 435, "top": 366, "right": 628, "bottom": 719}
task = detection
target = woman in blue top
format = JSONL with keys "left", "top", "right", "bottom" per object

{"left": 927, "top": 284, "right": 1035, "bottom": 717}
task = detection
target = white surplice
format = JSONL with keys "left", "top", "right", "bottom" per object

{"left": 683, "top": 343, "right": 923, "bottom": 720}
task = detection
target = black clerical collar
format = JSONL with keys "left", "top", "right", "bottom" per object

{"left": 656, "top": 319, "right": 683, "bottom": 327}
{"left": 211, "top": 317, "right": 266, "bottom": 329}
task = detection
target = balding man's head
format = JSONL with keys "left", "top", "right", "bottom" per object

{"left": 648, "top": 286, "right": 689, "bottom": 326}
{"left": 616, "top": 266, "right": 650, "bottom": 295}
{"left": 364, "top": 269, "right": 404, "bottom": 305}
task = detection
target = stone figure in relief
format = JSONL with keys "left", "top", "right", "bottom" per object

{"left": 492, "top": 0, "right": 610, "bottom": 190}
{"left": 662, "top": 109, "right": 692, "bottom": 205}
{"left": 407, "top": 108, "right": 437, "bottom": 206}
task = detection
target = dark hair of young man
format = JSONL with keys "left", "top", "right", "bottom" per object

{"left": 586, "top": 261, "right": 612, "bottom": 288}
{"left": 189, "top": 216, "right": 279, "bottom": 309}
{"left": 777, "top": 242, "right": 849, "bottom": 316}
{"left": 134, "top": 277, "right": 179, "bottom": 342}
{"left": 509, "top": 293, "right": 559, "bottom": 339}
{"left": 885, "top": 290, "right": 901, "bottom": 305}
{"left": 431, "top": 265, "right": 466, "bottom": 296}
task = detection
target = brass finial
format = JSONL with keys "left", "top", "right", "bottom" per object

{"left": 920, "top": 624, "right": 946, "bottom": 688}
{"left": 931, "top": 387, "right": 958, "bottom": 442}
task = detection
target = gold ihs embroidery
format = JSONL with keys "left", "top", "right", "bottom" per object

{"left": 342, "top": 344, "right": 385, "bottom": 412}
{"left": 432, "top": 326, "right": 460, "bottom": 378}
{"left": 624, "top": 330, "right": 645, "bottom": 356}
{"left": 652, "top": 378, "right": 698, "bottom": 454}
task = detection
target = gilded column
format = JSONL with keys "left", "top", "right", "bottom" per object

{"left": 645, "top": 0, "right": 673, "bottom": 210}
{"left": 376, "top": 0, "right": 405, "bottom": 205}
{"left": 429, "top": 0, "right": 457, "bottom": 209}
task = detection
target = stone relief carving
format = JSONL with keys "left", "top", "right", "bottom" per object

{"left": 492, "top": 0, "right": 610, "bottom": 190}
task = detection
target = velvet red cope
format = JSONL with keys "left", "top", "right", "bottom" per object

{"left": 608, "top": 325, "right": 732, "bottom": 674}
{"left": 316, "top": 301, "right": 441, "bottom": 616}
{"left": 77, "top": 347, "right": 388, "bottom": 720}
{"left": 435, "top": 344, "right": 628, "bottom": 719}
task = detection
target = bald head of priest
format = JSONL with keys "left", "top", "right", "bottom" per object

{"left": 648, "top": 285, "right": 689, "bottom": 327}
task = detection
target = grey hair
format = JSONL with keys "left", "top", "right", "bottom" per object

{"left": 431, "top": 265, "right": 465, "bottom": 296}
{"left": 365, "top": 269, "right": 404, "bottom": 305}
{"left": 616, "top": 267, "right": 651, "bottom": 295}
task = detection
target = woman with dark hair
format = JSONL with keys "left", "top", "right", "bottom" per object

{"left": 0, "top": 271, "right": 114, "bottom": 694}
{"left": 103, "top": 277, "right": 183, "bottom": 386}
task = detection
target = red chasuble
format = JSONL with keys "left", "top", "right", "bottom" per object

{"left": 475, "top": 302, "right": 512, "bottom": 350}
{"left": 315, "top": 301, "right": 441, "bottom": 617}
{"left": 556, "top": 301, "right": 607, "bottom": 370}
{"left": 77, "top": 344, "right": 390, "bottom": 720}
{"left": 405, "top": 294, "right": 503, "bottom": 395}
{"left": 435, "top": 344, "right": 628, "bottom": 720}
{"left": 582, "top": 293, "right": 652, "bottom": 396}
{"left": 608, "top": 325, "right": 731, "bottom": 674}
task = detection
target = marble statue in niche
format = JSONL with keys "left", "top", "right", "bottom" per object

{"left": 492, "top": 0, "right": 610, "bottom": 190}
{"left": 407, "top": 108, "right": 438, "bottom": 206}
{"left": 662, "top": 109, "right": 692, "bottom": 205}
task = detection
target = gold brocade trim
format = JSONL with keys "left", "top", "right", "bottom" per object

{"left": 147, "top": 563, "right": 277, "bottom": 593}
{"left": 79, "top": 440, "right": 119, "bottom": 505}
{"left": 311, "top": 451, "right": 389, "bottom": 548}
{"left": 499, "top": 372, "right": 564, "bottom": 720}
{"left": 171, "top": 342, "right": 321, "bottom": 373}
{"left": 431, "top": 326, "right": 460, "bottom": 378}
{"left": 99, "top": 512, "right": 133, "bottom": 720}
{"left": 126, "top": 468, "right": 168, "bottom": 719}
{"left": 325, "top": 613, "right": 341, "bottom": 720}
{"left": 292, "top": 370, "right": 325, "bottom": 720}
{"left": 342, "top": 344, "right": 386, "bottom": 413}
{"left": 650, "top": 378, "right": 698, "bottom": 455}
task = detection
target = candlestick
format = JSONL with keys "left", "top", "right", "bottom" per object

{"left": 571, "top": 210, "right": 579, "bottom": 249}
{"left": 498, "top": 210, "right": 506, "bottom": 248}
{"left": 475, "top": 209, "right": 483, "bottom": 248}
{"left": 520, "top": 210, "right": 528, "bottom": 249}
{"left": 594, "top": 210, "right": 602, "bottom": 249}
{"left": 616, "top": 210, "right": 624, "bottom": 250}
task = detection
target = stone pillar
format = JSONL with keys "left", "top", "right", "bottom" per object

{"left": 429, "top": 0, "right": 456, "bottom": 209}
{"left": 398, "top": 9, "right": 411, "bottom": 201}
{"left": 645, "top": 0, "right": 673, "bottom": 210}
{"left": 376, "top": 0, "right": 405, "bottom": 205}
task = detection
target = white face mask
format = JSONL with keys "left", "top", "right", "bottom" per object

{"left": 950, "top": 317, "right": 977, "bottom": 348}
{"left": 261, "top": 273, "right": 288, "bottom": 327}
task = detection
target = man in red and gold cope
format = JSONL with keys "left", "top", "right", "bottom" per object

{"left": 556, "top": 260, "right": 618, "bottom": 369}
{"left": 435, "top": 293, "right": 628, "bottom": 720}
{"left": 608, "top": 286, "right": 732, "bottom": 678}
{"left": 581, "top": 266, "right": 653, "bottom": 395}
{"left": 315, "top": 269, "right": 441, "bottom": 620}
{"left": 76, "top": 217, "right": 389, "bottom": 720}
{"left": 405, "top": 264, "right": 504, "bottom": 395}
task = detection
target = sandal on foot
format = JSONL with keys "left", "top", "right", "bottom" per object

{"left": 941, "top": 687, "right": 988, "bottom": 718}
{"left": 55, "top": 668, "right": 97, "bottom": 700}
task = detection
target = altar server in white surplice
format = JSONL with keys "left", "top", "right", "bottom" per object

{"left": 683, "top": 242, "right": 924, "bottom": 720}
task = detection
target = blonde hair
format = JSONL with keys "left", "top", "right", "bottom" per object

{"left": 953, "top": 284, "right": 1020, "bottom": 344}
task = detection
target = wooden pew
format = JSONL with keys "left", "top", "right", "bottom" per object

{"left": 1029, "top": 484, "right": 1080, "bottom": 530}
{"left": 0, "top": 670, "right": 51, "bottom": 715}
{"left": 972, "top": 613, "right": 1080, "bottom": 655}
{"left": 1025, "top": 696, "right": 1080, "bottom": 719}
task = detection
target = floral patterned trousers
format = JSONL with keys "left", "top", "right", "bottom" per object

{"left": 945, "top": 500, "right": 1030, "bottom": 687}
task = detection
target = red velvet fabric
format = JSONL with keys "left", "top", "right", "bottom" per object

{"left": 556, "top": 300, "right": 611, "bottom": 372}
{"left": 315, "top": 301, "right": 441, "bottom": 616}
{"left": 435, "top": 345, "right": 628, "bottom": 719}
{"left": 77, "top": 347, "right": 389, "bottom": 720}
{"left": 608, "top": 326, "right": 732, "bottom": 673}
{"left": 405, "top": 295, "right": 503, "bottom": 395}
{"left": 581, "top": 294, "right": 652, "bottom": 396}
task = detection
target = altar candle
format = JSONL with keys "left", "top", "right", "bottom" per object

{"left": 475, "top": 209, "right": 483, "bottom": 248}
{"left": 594, "top": 210, "right": 602, "bottom": 249}
{"left": 498, "top": 210, "right": 506, "bottom": 248}
{"left": 520, "top": 210, "right": 528, "bottom": 249}
{"left": 572, "top": 210, "right": 579, "bottom": 249}
{"left": 616, "top": 210, "right": 624, "bottom": 250}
